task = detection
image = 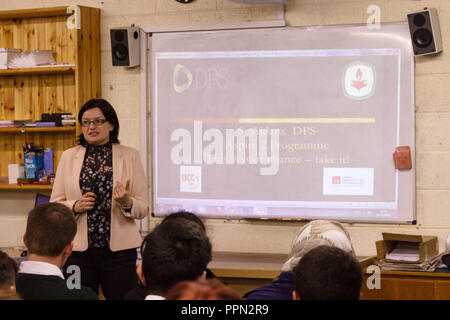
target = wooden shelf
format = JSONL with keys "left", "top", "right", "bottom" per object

{"left": 0, "top": 6, "right": 100, "bottom": 178}
{"left": 0, "top": 184, "right": 52, "bottom": 191}
{"left": 0, "top": 7, "right": 71, "bottom": 20}
{"left": 0, "top": 177, "right": 52, "bottom": 191}
{"left": 0, "top": 65, "right": 75, "bottom": 76}
{"left": 0, "top": 126, "right": 76, "bottom": 133}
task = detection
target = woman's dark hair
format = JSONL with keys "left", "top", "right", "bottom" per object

{"left": 77, "top": 98, "right": 120, "bottom": 146}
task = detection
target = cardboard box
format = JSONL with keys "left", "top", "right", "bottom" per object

{"left": 43, "top": 148, "right": 53, "bottom": 175}
{"left": 376, "top": 233, "right": 438, "bottom": 263}
{"left": 24, "top": 149, "right": 43, "bottom": 179}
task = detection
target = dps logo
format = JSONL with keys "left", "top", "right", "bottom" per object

{"left": 343, "top": 62, "right": 376, "bottom": 100}
{"left": 173, "top": 64, "right": 230, "bottom": 93}
{"left": 173, "top": 64, "right": 193, "bottom": 93}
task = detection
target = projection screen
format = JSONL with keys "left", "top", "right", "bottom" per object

{"left": 151, "top": 23, "right": 415, "bottom": 223}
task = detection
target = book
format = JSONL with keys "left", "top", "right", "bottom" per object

{"left": 14, "top": 119, "right": 32, "bottom": 126}
{"left": 0, "top": 120, "right": 14, "bottom": 128}
{"left": 43, "top": 148, "right": 53, "bottom": 175}
{"left": 61, "top": 119, "right": 76, "bottom": 126}
{"left": 35, "top": 122, "right": 56, "bottom": 127}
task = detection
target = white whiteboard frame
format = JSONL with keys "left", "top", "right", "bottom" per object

{"left": 141, "top": 21, "right": 416, "bottom": 228}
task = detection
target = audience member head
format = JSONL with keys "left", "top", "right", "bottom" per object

{"left": 24, "top": 203, "right": 77, "bottom": 267}
{"left": 166, "top": 278, "right": 241, "bottom": 300}
{"left": 281, "top": 220, "right": 355, "bottom": 273}
{"left": 292, "top": 245, "right": 362, "bottom": 300}
{"left": 139, "top": 219, "right": 212, "bottom": 296}
{"left": 0, "top": 250, "right": 19, "bottom": 300}
{"left": 162, "top": 211, "right": 206, "bottom": 231}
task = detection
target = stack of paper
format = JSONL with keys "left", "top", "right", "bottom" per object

{"left": 8, "top": 164, "right": 24, "bottom": 184}
{"left": 379, "top": 252, "right": 448, "bottom": 272}
{"left": 385, "top": 242, "right": 420, "bottom": 262}
{"left": 0, "top": 120, "right": 14, "bottom": 127}
{"left": 8, "top": 50, "right": 55, "bottom": 68}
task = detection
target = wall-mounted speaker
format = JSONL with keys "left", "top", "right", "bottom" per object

{"left": 407, "top": 8, "right": 443, "bottom": 56}
{"left": 110, "top": 26, "right": 140, "bottom": 67}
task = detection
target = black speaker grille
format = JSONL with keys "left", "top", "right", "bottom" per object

{"left": 407, "top": 10, "right": 437, "bottom": 56}
{"left": 412, "top": 29, "right": 433, "bottom": 48}
{"left": 110, "top": 29, "right": 130, "bottom": 66}
{"left": 114, "top": 30, "right": 126, "bottom": 42}
{"left": 412, "top": 13, "right": 426, "bottom": 27}
{"left": 113, "top": 44, "right": 129, "bottom": 61}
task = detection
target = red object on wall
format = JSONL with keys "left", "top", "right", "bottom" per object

{"left": 393, "top": 146, "right": 412, "bottom": 169}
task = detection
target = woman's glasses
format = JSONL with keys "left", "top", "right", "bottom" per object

{"left": 81, "top": 119, "right": 107, "bottom": 127}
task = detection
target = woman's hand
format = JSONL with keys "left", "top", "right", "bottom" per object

{"left": 114, "top": 180, "right": 132, "bottom": 207}
{"left": 73, "top": 192, "right": 97, "bottom": 213}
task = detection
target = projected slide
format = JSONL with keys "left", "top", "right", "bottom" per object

{"left": 152, "top": 25, "right": 415, "bottom": 223}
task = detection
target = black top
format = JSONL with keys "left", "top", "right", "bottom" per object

{"left": 243, "top": 272, "right": 295, "bottom": 300}
{"left": 16, "top": 273, "right": 98, "bottom": 300}
{"left": 80, "top": 142, "right": 113, "bottom": 248}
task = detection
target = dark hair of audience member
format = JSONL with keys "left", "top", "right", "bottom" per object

{"left": 293, "top": 245, "right": 362, "bottom": 300}
{"left": 0, "top": 250, "right": 17, "bottom": 287}
{"left": 0, "top": 250, "right": 20, "bottom": 300}
{"left": 25, "top": 203, "right": 77, "bottom": 257}
{"left": 140, "top": 219, "right": 212, "bottom": 296}
{"left": 162, "top": 211, "right": 206, "bottom": 231}
{"left": 166, "top": 278, "right": 241, "bottom": 300}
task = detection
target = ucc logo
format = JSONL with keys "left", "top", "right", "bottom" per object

{"left": 182, "top": 173, "right": 197, "bottom": 182}
{"left": 343, "top": 62, "right": 376, "bottom": 100}
{"left": 173, "top": 64, "right": 193, "bottom": 93}
{"left": 180, "top": 166, "right": 202, "bottom": 193}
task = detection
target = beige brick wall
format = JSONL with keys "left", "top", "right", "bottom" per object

{"left": 1, "top": 0, "right": 450, "bottom": 257}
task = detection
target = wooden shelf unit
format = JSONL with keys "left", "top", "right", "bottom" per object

{"left": 0, "top": 176, "right": 52, "bottom": 190}
{"left": 0, "top": 65, "right": 75, "bottom": 76}
{"left": 0, "top": 7, "right": 70, "bottom": 20}
{"left": 0, "top": 6, "right": 101, "bottom": 180}
{"left": 0, "top": 183, "right": 52, "bottom": 191}
{"left": 0, "top": 126, "right": 76, "bottom": 133}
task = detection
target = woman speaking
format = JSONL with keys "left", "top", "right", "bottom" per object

{"left": 50, "top": 98, "right": 148, "bottom": 299}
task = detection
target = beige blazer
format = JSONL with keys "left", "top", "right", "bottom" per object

{"left": 50, "top": 144, "right": 148, "bottom": 252}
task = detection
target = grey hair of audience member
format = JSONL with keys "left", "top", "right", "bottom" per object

{"left": 281, "top": 220, "right": 355, "bottom": 273}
